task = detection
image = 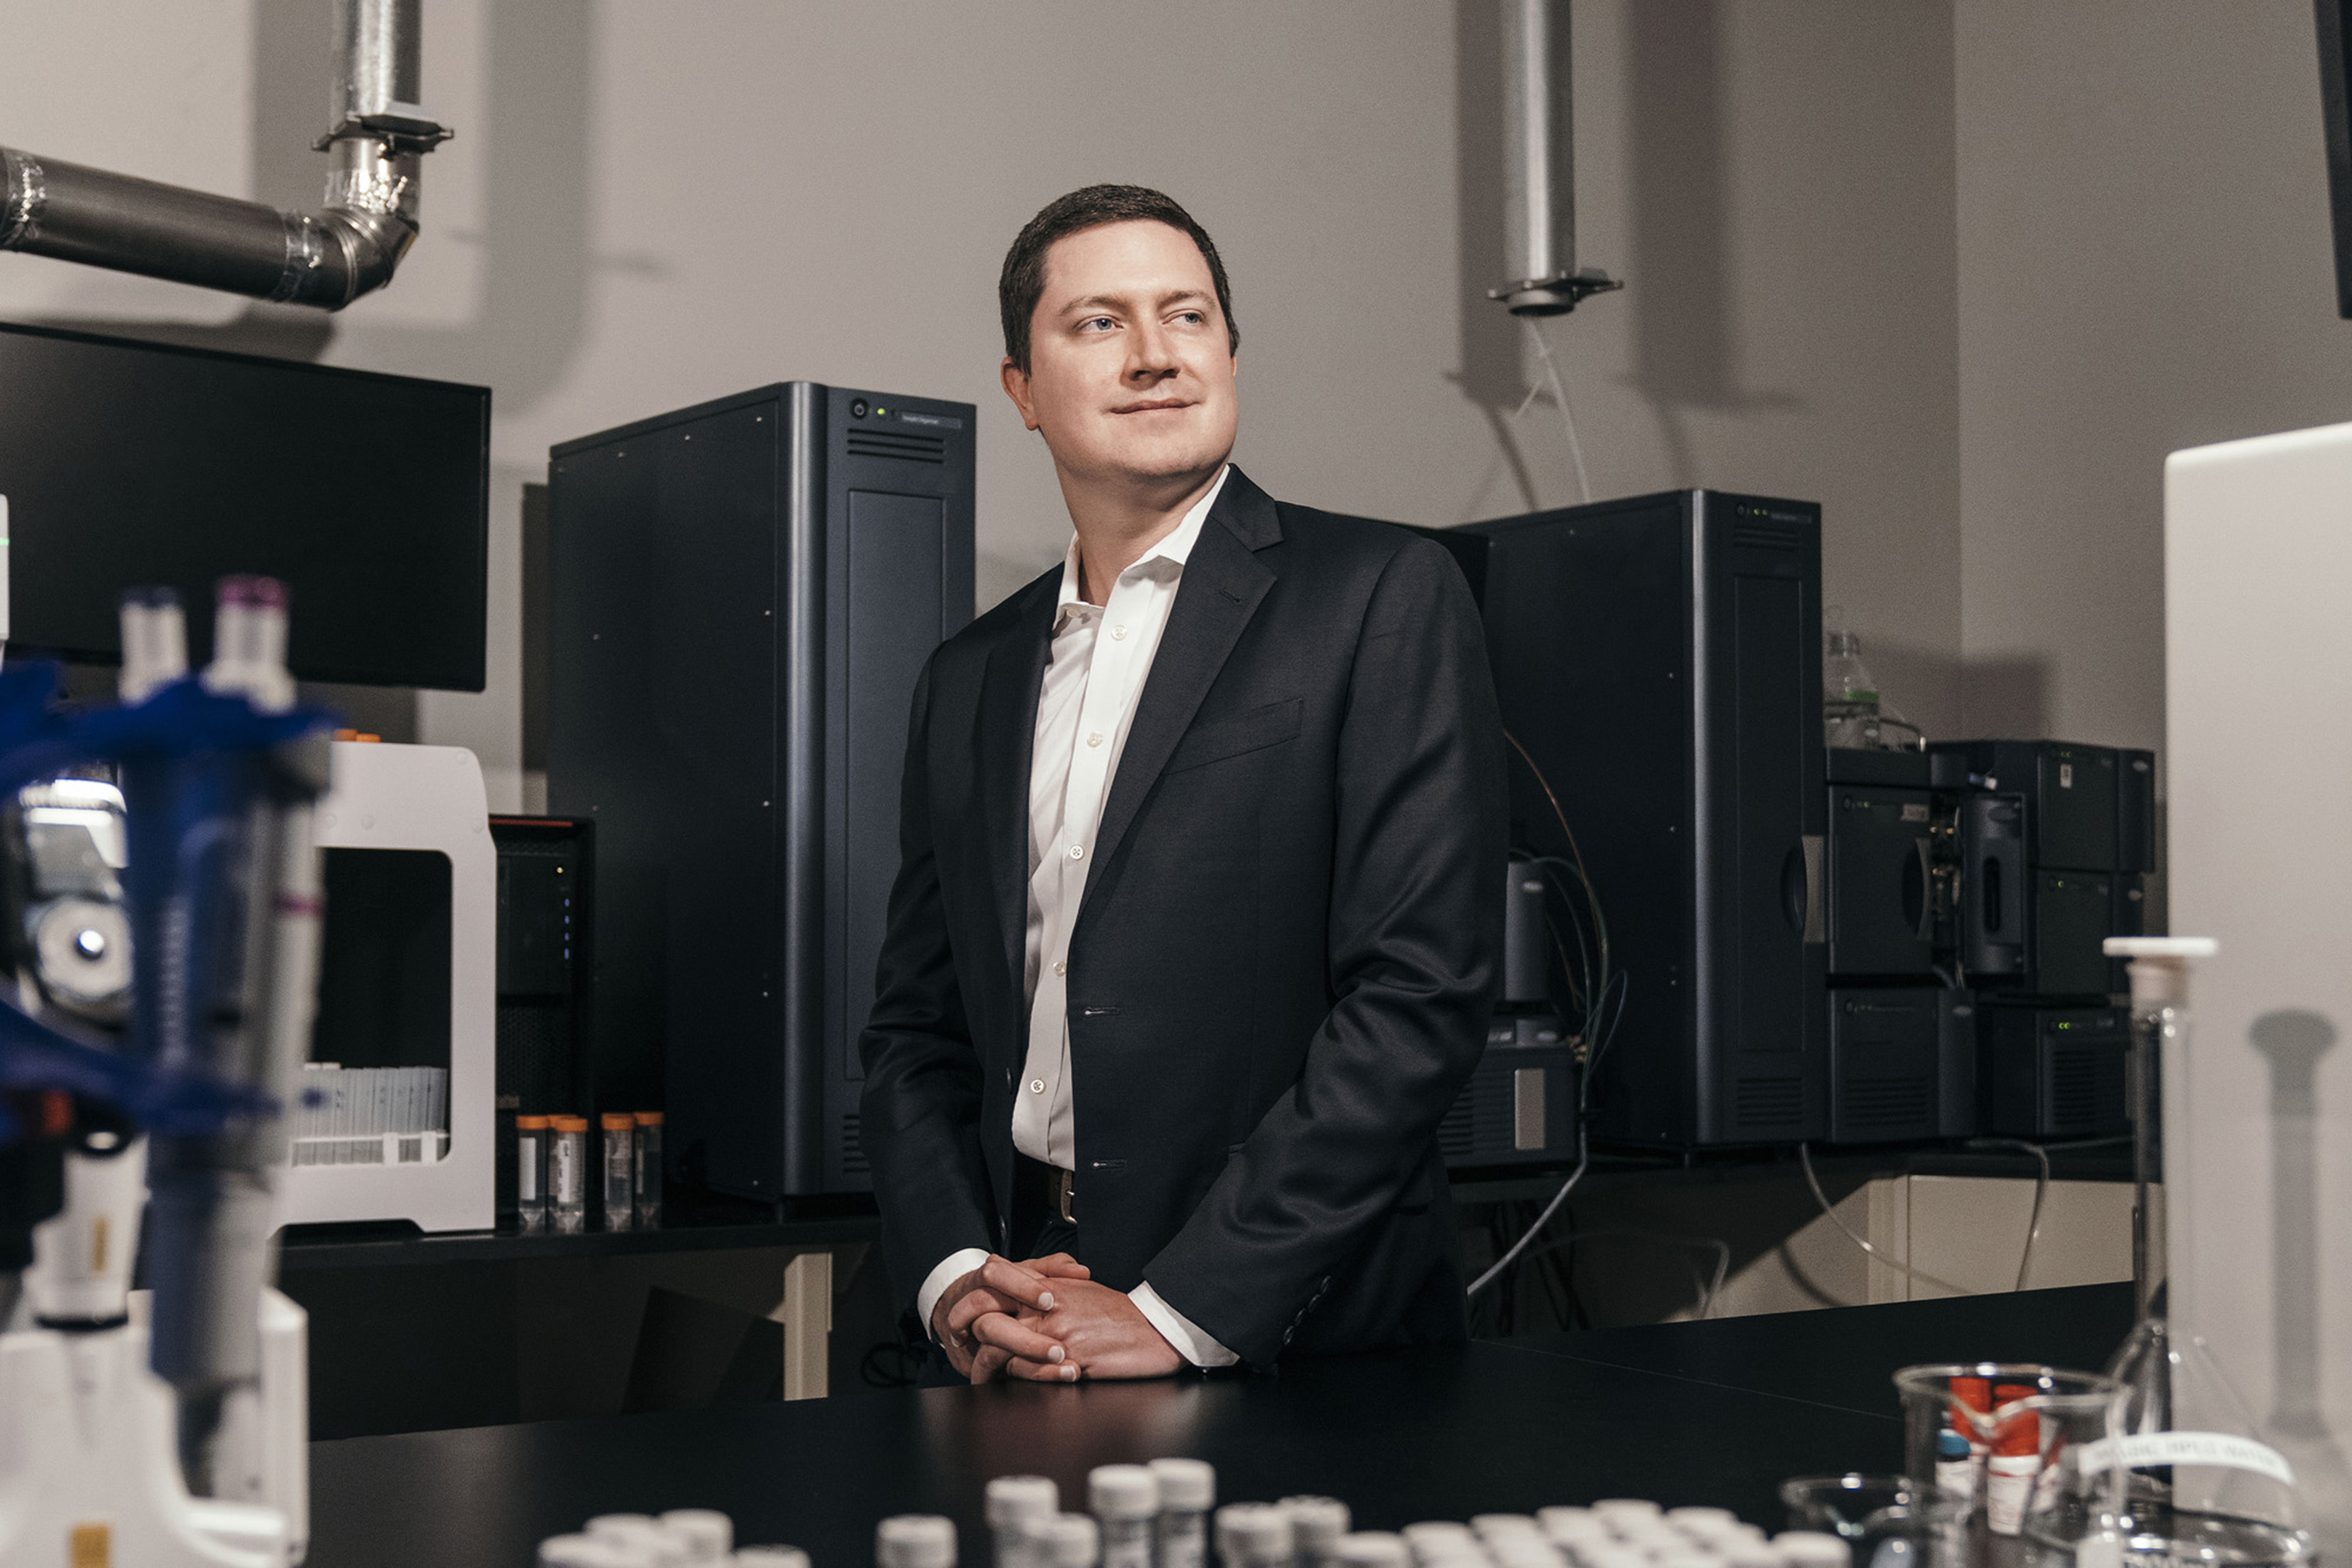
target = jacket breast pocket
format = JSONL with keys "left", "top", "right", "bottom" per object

{"left": 1162, "top": 697, "right": 1303, "bottom": 775}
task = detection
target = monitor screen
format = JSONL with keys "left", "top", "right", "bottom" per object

{"left": 0, "top": 321, "right": 490, "bottom": 690}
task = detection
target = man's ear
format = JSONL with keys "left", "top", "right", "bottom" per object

{"left": 1001, "top": 357, "right": 1039, "bottom": 433}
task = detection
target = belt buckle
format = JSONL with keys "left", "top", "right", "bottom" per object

{"left": 1055, "top": 1168, "right": 1076, "bottom": 1225}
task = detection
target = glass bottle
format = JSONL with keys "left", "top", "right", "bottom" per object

{"left": 1822, "top": 611, "right": 1922, "bottom": 752}
{"left": 2103, "top": 937, "right": 2315, "bottom": 1566}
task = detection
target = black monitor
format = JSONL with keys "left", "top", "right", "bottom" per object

{"left": 0, "top": 321, "right": 490, "bottom": 689}
{"left": 2321, "top": 0, "right": 2352, "bottom": 316}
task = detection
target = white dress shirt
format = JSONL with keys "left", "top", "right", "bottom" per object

{"left": 916, "top": 467, "right": 1238, "bottom": 1368}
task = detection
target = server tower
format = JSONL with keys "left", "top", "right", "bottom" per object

{"left": 547, "top": 384, "right": 976, "bottom": 1197}
{"left": 1428, "top": 490, "right": 1827, "bottom": 1148}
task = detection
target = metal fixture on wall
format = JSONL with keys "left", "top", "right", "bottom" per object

{"left": 1491, "top": 0, "right": 1621, "bottom": 316}
{"left": 0, "top": 0, "right": 450, "bottom": 311}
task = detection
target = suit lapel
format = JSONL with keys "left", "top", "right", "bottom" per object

{"left": 1085, "top": 469, "right": 1283, "bottom": 901}
{"left": 977, "top": 572, "right": 1059, "bottom": 1011}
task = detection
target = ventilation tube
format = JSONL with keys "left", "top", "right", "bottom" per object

{"left": 1491, "top": 0, "right": 1619, "bottom": 316}
{"left": 0, "top": 0, "right": 450, "bottom": 311}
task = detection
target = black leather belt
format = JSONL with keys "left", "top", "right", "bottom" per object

{"left": 1017, "top": 1157, "right": 1076, "bottom": 1225}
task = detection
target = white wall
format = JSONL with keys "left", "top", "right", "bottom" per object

{"left": 1954, "top": 1, "right": 2352, "bottom": 751}
{"left": 0, "top": 0, "right": 1964, "bottom": 804}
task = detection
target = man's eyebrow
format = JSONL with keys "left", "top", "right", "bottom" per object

{"left": 1059, "top": 289, "right": 1214, "bottom": 316}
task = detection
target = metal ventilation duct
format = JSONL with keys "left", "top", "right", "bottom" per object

{"left": 0, "top": 0, "right": 451, "bottom": 311}
{"left": 1491, "top": 0, "right": 1619, "bottom": 316}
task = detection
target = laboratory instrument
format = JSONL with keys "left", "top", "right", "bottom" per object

{"left": 0, "top": 578, "right": 334, "bottom": 1564}
{"left": 2100, "top": 937, "right": 2316, "bottom": 1566}
{"left": 548, "top": 382, "right": 977, "bottom": 1199}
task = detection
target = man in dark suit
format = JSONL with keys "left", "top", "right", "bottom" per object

{"left": 859, "top": 184, "right": 1505, "bottom": 1381}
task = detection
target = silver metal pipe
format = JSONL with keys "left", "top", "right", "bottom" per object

{"left": 1492, "top": 0, "right": 1619, "bottom": 316}
{"left": 0, "top": 0, "right": 445, "bottom": 311}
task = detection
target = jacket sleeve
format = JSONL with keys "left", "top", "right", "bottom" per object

{"left": 858, "top": 652, "right": 998, "bottom": 1308}
{"left": 1139, "top": 535, "right": 1507, "bottom": 1367}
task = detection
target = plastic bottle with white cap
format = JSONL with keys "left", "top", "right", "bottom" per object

{"left": 660, "top": 1510, "right": 733, "bottom": 1562}
{"left": 1487, "top": 1536, "right": 1562, "bottom": 1568}
{"left": 1768, "top": 1532, "right": 1849, "bottom": 1568}
{"left": 1663, "top": 1510, "right": 1738, "bottom": 1542}
{"left": 736, "top": 1549, "right": 813, "bottom": 1568}
{"left": 1150, "top": 1460, "right": 1216, "bottom": 1568}
{"left": 1591, "top": 1502, "right": 1662, "bottom": 1531}
{"left": 1280, "top": 1497, "right": 1351, "bottom": 1568}
{"left": 1037, "top": 1514, "right": 1104, "bottom": 1568}
{"left": 879, "top": 1515, "right": 960, "bottom": 1568}
{"left": 1217, "top": 1505, "right": 1297, "bottom": 1568}
{"left": 1092, "top": 1466, "right": 1162, "bottom": 1568}
{"left": 1334, "top": 1535, "right": 1410, "bottom": 1568}
{"left": 989, "top": 1476, "right": 1063, "bottom": 1568}
{"left": 541, "top": 1535, "right": 634, "bottom": 1568}
{"left": 588, "top": 1515, "right": 676, "bottom": 1565}
{"left": 1400, "top": 1522, "right": 1477, "bottom": 1564}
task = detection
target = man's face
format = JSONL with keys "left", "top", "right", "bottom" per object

{"left": 1003, "top": 219, "right": 1239, "bottom": 492}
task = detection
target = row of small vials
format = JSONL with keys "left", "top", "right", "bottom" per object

{"left": 537, "top": 1508, "right": 798, "bottom": 1566}
{"left": 532, "top": 1462, "right": 1858, "bottom": 1568}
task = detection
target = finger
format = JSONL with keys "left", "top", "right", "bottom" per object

{"left": 971, "top": 1311, "right": 1066, "bottom": 1365}
{"left": 1021, "top": 1253, "right": 1093, "bottom": 1280}
{"left": 1006, "top": 1354, "right": 1081, "bottom": 1383}
{"left": 978, "top": 1254, "right": 1061, "bottom": 1313}
{"left": 969, "top": 1343, "right": 1012, "bottom": 1383}
{"left": 943, "top": 1336, "right": 975, "bottom": 1378}
{"left": 944, "top": 1288, "right": 1012, "bottom": 1339}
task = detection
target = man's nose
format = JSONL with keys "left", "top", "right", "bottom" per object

{"left": 1125, "top": 321, "right": 1180, "bottom": 379}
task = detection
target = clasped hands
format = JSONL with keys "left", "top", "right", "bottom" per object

{"left": 932, "top": 1252, "right": 1182, "bottom": 1384}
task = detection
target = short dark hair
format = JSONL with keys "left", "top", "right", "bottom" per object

{"left": 998, "top": 184, "right": 1239, "bottom": 373}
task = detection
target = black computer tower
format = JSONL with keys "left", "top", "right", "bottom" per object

{"left": 1978, "top": 1002, "right": 2129, "bottom": 1138}
{"left": 1827, "top": 986, "right": 1976, "bottom": 1144}
{"left": 1428, "top": 490, "right": 1827, "bottom": 1148}
{"left": 547, "top": 383, "right": 976, "bottom": 1197}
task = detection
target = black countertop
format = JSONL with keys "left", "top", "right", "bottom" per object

{"left": 306, "top": 1284, "right": 2131, "bottom": 1568}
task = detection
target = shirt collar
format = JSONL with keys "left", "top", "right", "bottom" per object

{"left": 1054, "top": 464, "right": 1231, "bottom": 617}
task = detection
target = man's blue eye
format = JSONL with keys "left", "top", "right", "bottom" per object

{"left": 1080, "top": 317, "right": 1115, "bottom": 332}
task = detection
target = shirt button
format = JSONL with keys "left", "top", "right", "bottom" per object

{"left": 1030, "top": 1079, "right": 1046, "bottom": 1094}
{"left": 1068, "top": 845, "right": 1085, "bottom": 861}
{"left": 1111, "top": 625, "right": 1127, "bottom": 640}
{"left": 1087, "top": 732, "right": 1105, "bottom": 748}
{"left": 1053, "top": 960, "right": 1066, "bottom": 976}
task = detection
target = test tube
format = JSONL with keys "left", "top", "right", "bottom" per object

{"left": 878, "top": 1515, "right": 959, "bottom": 1568}
{"left": 550, "top": 1115, "right": 590, "bottom": 1233}
{"left": 1281, "top": 1500, "right": 1351, "bottom": 1568}
{"left": 1150, "top": 1460, "right": 1216, "bottom": 1568}
{"left": 600, "top": 1113, "right": 637, "bottom": 1230}
{"left": 989, "top": 1475, "right": 1061, "bottom": 1568}
{"left": 1092, "top": 1465, "right": 1160, "bottom": 1568}
{"left": 515, "top": 1115, "right": 550, "bottom": 1233}
{"left": 636, "top": 1110, "right": 666, "bottom": 1227}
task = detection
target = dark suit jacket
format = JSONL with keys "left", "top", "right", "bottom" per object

{"left": 857, "top": 465, "right": 1505, "bottom": 1369}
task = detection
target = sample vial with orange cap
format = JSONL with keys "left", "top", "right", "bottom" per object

{"left": 599, "top": 1113, "right": 636, "bottom": 1231}
{"left": 633, "top": 1111, "right": 664, "bottom": 1228}
{"left": 548, "top": 1116, "right": 590, "bottom": 1233}
{"left": 515, "top": 1115, "right": 552, "bottom": 1233}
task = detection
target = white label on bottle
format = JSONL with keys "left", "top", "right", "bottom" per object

{"left": 1102, "top": 1534, "right": 1152, "bottom": 1568}
{"left": 2076, "top": 1433, "right": 2296, "bottom": 1487}
{"left": 1986, "top": 1457, "right": 2035, "bottom": 1536}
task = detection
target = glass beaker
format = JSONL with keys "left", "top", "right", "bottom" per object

{"left": 2100, "top": 937, "right": 2316, "bottom": 1567}
{"left": 1781, "top": 1475, "right": 1959, "bottom": 1568}
{"left": 1895, "top": 1363, "right": 2124, "bottom": 1568}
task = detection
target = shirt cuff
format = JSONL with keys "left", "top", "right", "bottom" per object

{"left": 1130, "top": 1281, "right": 1239, "bottom": 1368}
{"left": 917, "top": 1247, "right": 991, "bottom": 1343}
